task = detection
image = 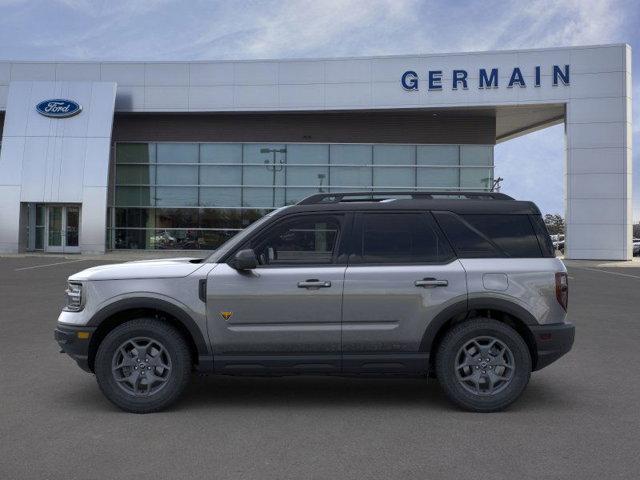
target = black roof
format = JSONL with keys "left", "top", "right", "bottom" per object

{"left": 278, "top": 191, "right": 541, "bottom": 216}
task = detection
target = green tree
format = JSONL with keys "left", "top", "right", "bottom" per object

{"left": 544, "top": 214, "right": 565, "bottom": 236}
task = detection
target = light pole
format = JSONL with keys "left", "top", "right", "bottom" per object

{"left": 261, "top": 148, "right": 287, "bottom": 207}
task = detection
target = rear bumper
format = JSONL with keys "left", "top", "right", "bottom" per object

{"left": 54, "top": 324, "right": 97, "bottom": 373}
{"left": 530, "top": 322, "right": 575, "bottom": 371}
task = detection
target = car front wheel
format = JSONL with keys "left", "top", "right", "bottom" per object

{"left": 95, "top": 318, "right": 192, "bottom": 413}
{"left": 436, "top": 318, "right": 532, "bottom": 412}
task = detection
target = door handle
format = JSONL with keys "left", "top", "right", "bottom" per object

{"left": 297, "top": 279, "right": 332, "bottom": 289}
{"left": 415, "top": 278, "right": 448, "bottom": 288}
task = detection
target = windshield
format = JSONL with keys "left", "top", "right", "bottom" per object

{"left": 205, "top": 206, "right": 290, "bottom": 263}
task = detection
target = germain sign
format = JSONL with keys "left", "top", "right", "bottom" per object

{"left": 36, "top": 99, "right": 82, "bottom": 118}
{"left": 401, "top": 65, "right": 570, "bottom": 91}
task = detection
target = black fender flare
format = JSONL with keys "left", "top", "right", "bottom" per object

{"left": 419, "top": 297, "right": 537, "bottom": 353}
{"left": 87, "top": 297, "right": 212, "bottom": 367}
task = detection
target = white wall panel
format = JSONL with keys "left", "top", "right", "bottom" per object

{"left": 55, "top": 63, "right": 101, "bottom": 81}
{"left": 1, "top": 80, "right": 116, "bottom": 253}
{"left": 189, "top": 62, "right": 234, "bottom": 86}
{"left": 145, "top": 63, "right": 189, "bottom": 86}
{"left": 11, "top": 63, "right": 56, "bottom": 81}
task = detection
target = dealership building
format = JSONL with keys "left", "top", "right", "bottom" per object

{"left": 0, "top": 44, "right": 633, "bottom": 259}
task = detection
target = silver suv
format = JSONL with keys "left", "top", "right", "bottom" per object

{"left": 55, "top": 191, "right": 574, "bottom": 413}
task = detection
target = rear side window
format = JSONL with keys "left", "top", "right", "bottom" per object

{"left": 353, "top": 212, "right": 454, "bottom": 264}
{"left": 434, "top": 212, "right": 545, "bottom": 258}
{"left": 433, "top": 212, "right": 501, "bottom": 258}
{"left": 529, "top": 214, "right": 555, "bottom": 257}
{"left": 461, "top": 214, "right": 542, "bottom": 257}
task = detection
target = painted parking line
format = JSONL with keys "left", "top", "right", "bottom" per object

{"left": 14, "top": 259, "right": 92, "bottom": 271}
{"left": 573, "top": 266, "right": 640, "bottom": 280}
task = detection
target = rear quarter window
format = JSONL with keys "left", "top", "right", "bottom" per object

{"left": 434, "top": 212, "right": 545, "bottom": 258}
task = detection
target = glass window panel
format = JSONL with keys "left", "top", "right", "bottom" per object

{"left": 285, "top": 187, "right": 325, "bottom": 205}
{"left": 200, "top": 144, "right": 242, "bottom": 164}
{"left": 417, "top": 168, "right": 459, "bottom": 188}
{"left": 35, "top": 205, "right": 45, "bottom": 226}
{"left": 35, "top": 226, "right": 44, "bottom": 250}
{"left": 113, "top": 229, "right": 150, "bottom": 249}
{"left": 157, "top": 143, "right": 199, "bottom": 164}
{"left": 155, "top": 208, "right": 199, "bottom": 229}
{"left": 116, "top": 165, "right": 155, "bottom": 185}
{"left": 156, "top": 165, "right": 198, "bottom": 185}
{"left": 243, "top": 187, "right": 285, "bottom": 208}
{"left": 199, "top": 209, "right": 246, "bottom": 229}
{"left": 287, "top": 144, "right": 329, "bottom": 165}
{"left": 115, "top": 186, "right": 154, "bottom": 207}
{"left": 115, "top": 208, "right": 154, "bottom": 228}
{"left": 199, "top": 165, "right": 241, "bottom": 185}
{"left": 329, "top": 166, "right": 371, "bottom": 189}
{"left": 357, "top": 213, "right": 453, "bottom": 264}
{"left": 250, "top": 215, "right": 340, "bottom": 265}
{"left": 460, "top": 145, "right": 493, "bottom": 166}
{"left": 199, "top": 187, "right": 242, "bottom": 207}
{"left": 373, "top": 145, "right": 415, "bottom": 166}
{"left": 155, "top": 187, "right": 198, "bottom": 207}
{"left": 417, "top": 145, "right": 459, "bottom": 166}
{"left": 460, "top": 167, "right": 493, "bottom": 189}
{"left": 330, "top": 144, "right": 371, "bottom": 166}
{"left": 373, "top": 167, "right": 414, "bottom": 187}
{"left": 287, "top": 166, "right": 329, "bottom": 188}
{"left": 116, "top": 143, "right": 155, "bottom": 164}
{"left": 243, "top": 144, "right": 286, "bottom": 186}
{"left": 373, "top": 145, "right": 414, "bottom": 187}
{"left": 462, "top": 214, "right": 542, "bottom": 258}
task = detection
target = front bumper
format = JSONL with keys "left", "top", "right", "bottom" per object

{"left": 530, "top": 322, "right": 575, "bottom": 371}
{"left": 54, "top": 324, "right": 97, "bottom": 373}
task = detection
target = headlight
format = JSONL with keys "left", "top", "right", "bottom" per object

{"left": 64, "top": 282, "right": 84, "bottom": 312}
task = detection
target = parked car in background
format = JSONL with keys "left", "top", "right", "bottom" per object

{"left": 633, "top": 238, "right": 640, "bottom": 256}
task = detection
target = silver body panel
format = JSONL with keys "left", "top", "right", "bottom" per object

{"left": 461, "top": 258, "right": 568, "bottom": 325}
{"left": 342, "top": 261, "right": 467, "bottom": 352}
{"left": 206, "top": 263, "right": 345, "bottom": 354}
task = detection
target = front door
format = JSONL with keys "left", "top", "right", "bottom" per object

{"left": 45, "top": 205, "right": 81, "bottom": 253}
{"left": 341, "top": 212, "right": 468, "bottom": 374}
{"left": 207, "top": 213, "right": 348, "bottom": 374}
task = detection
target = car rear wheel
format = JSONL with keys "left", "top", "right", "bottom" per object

{"left": 95, "top": 319, "right": 192, "bottom": 413}
{"left": 436, "top": 318, "right": 531, "bottom": 412}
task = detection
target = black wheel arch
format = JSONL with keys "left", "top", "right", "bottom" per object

{"left": 86, "top": 297, "right": 213, "bottom": 373}
{"left": 421, "top": 297, "right": 539, "bottom": 371}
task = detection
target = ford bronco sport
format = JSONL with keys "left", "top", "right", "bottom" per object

{"left": 55, "top": 191, "right": 574, "bottom": 413}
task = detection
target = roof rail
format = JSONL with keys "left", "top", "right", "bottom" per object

{"left": 297, "top": 191, "right": 513, "bottom": 205}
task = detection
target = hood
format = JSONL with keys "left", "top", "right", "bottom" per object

{"left": 69, "top": 257, "right": 206, "bottom": 281}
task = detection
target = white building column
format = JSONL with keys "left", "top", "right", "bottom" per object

{"left": 564, "top": 45, "right": 633, "bottom": 260}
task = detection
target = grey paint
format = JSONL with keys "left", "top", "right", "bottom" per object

{"left": 206, "top": 263, "right": 345, "bottom": 354}
{"left": 341, "top": 262, "right": 468, "bottom": 352}
{"left": 461, "top": 258, "right": 568, "bottom": 325}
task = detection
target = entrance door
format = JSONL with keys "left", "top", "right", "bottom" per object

{"left": 45, "top": 205, "right": 81, "bottom": 253}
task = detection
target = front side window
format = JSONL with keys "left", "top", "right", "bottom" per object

{"left": 354, "top": 212, "right": 454, "bottom": 264}
{"left": 248, "top": 215, "right": 341, "bottom": 266}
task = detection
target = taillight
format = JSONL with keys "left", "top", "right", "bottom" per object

{"left": 555, "top": 272, "right": 568, "bottom": 311}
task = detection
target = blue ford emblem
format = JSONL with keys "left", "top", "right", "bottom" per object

{"left": 36, "top": 99, "right": 82, "bottom": 118}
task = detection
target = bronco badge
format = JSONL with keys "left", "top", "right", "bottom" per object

{"left": 220, "top": 311, "right": 233, "bottom": 321}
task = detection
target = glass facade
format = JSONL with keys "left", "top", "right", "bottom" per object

{"left": 110, "top": 142, "right": 494, "bottom": 250}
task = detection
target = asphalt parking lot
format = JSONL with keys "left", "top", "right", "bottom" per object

{"left": 1, "top": 255, "right": 639, "bottom": 479}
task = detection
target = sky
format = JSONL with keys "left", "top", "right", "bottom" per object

{"left": 0, "top": 0, "right": 638, "bottom": 218}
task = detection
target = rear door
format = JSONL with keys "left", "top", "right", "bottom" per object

{"left": 341, "top": 211, "right": 467, "bottom": 374}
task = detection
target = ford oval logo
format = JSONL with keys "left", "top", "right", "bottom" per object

{"left": 36, "top": 99, "right": 82, "bottom": 118}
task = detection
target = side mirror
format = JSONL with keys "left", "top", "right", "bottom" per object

{"left": 231, "top": 249, "right": 258, "bottom": 270}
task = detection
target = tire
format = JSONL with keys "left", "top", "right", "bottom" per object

{"left": 435, "top": 318, "right": 531, "bottom": 412}
{"left": 95, "top": 318, "right": 192, "bottom": 413}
